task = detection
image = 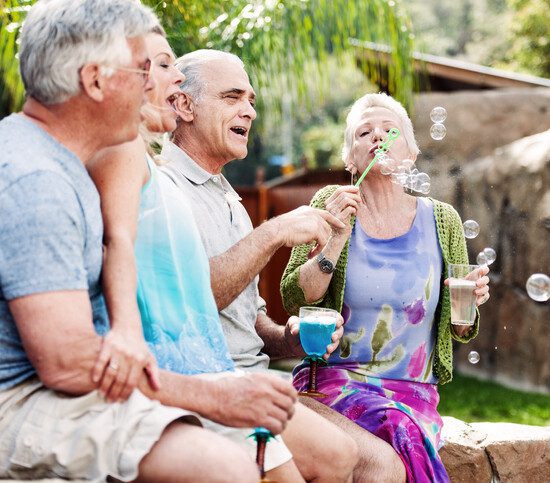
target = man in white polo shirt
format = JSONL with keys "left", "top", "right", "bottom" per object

{"left": 161, "top": 49, "right": 407, "bottom": 482}
{"left": 160, "top": 49, "right": 364, "bottom": 482}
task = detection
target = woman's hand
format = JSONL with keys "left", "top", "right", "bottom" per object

{"left": 285, "top": 314, "right": 345, "bottom": 360}
{"left": 445, "top": 265, "right": 490, "bottom": 337}
{"left": 473, "top": 265, "right": 491, "bottom": 307}
{"left": 324, "top": 186, "right": 362, "bottom": 238}
{"left": 92, "top": 328, "right": 161, "bottom": 402}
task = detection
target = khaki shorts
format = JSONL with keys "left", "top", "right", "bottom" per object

{"left": 0, "top": 379, "right": 197, "bottom": 482}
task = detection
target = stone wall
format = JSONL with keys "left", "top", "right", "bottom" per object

{"left": 411, "top": 89, "right": 550, "bottom": 392}
{"left": 440, "top": 416, "right": 550, "bottom": 482}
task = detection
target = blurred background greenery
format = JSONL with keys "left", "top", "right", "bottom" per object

{"left": 2, "top": 1, "right": 548, "bottom": 184}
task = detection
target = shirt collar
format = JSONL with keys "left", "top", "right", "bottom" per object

{"left": 160, "top": 139, "right": 211, "bottom": 185}
{"left": 159, "top": 139, "right": 241, "bottom": 200}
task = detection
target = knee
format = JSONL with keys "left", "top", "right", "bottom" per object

{"left": 355, "top": 443, "right": 405, "bottom": 483}
{"left": 317, "top": 431, "right": 358, "bottom": 481}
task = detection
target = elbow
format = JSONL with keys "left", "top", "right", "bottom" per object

{"left": 36, "top": 360, "right": 97, "bottom": 396}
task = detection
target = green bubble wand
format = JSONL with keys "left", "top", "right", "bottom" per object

{"left": 353, "top": 128, "right": 400, "bottom": 187}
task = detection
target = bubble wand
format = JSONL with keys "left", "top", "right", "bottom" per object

{"left": 354, "top": 128, "right": 400, "bottom": 187}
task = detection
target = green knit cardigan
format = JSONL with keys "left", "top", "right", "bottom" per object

{"left": 280, "top": 185, "right": 479, "bottom": 385}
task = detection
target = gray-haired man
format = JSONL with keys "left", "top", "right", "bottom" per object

{"left": 0, "top": 2, "right": 262, "bottom": 481}
{"left": 162, "top": 49, "right": 406, "bottom": 482}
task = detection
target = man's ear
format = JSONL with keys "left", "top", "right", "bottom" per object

{"left": 80, "top": 63, "right": 105, "bottom": 102}
{"left": 173, "top": 92, "right": 195, "bottom": 122}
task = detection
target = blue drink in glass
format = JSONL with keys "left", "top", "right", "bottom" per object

{"left": 299, "top": 316, "right": 336, "bottom": 358}
{"left": 298, "top": 307, "right": 339, "bottom": 398}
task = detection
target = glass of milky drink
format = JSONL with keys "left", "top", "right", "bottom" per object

{"left": 448, "top": 264, "right": 480, "bottom": 326}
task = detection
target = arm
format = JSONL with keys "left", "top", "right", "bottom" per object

{"left": 444, "top": 204, "right": 484, "bottom": 341}
{"left": 87, "top": 139, "right": 160, "bottom": 399}
{"left": 10, "top": 292, "right": 296, "bottom": 434}
{"left": 211, "top": 205, "right": 346, "bottom": 310}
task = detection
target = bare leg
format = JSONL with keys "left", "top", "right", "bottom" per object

{"left": 299, "top": 396, "right": 406, "bottom": 483}
{"left": 281, "top": 401, "right": 359, "bottom": 482}
{"left": 134, "top": 421, "right": 259, "bottom": 483}
{"left": 265, "top": 460, "right": 305, "bottom": 483}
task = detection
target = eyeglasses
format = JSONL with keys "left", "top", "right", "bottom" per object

{"left": 102, "top": 59, "right": 151, "bottom": 85}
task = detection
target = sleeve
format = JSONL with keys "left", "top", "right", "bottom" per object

{"left": 447, "top": 204, "right": 480, "bottom": 343}
{"left": 0, "top": 172, "right": 88, "bottom": 300}
{"left": 280, "top": 185, "right": 338, "bottom": 316}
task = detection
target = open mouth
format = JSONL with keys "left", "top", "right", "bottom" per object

{"left": 166, "top": 92, "right": 180, "bottom": 107}
{"left": 368, "top": 145, "right": 379, "bottom": 157}
{"left": 230, "top": 126, "right": 248, "bottom": 138}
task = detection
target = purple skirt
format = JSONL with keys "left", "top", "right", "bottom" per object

{"left": 294, "top": 363, "right": 450, "bottom": 483}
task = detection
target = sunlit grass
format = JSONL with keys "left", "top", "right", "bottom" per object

{"left": 439, "top": 373, "right": 550, "bottom": 427}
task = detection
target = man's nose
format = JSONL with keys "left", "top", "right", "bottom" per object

{"left": 241, "top": 100, "right": 257, "bottom": 120}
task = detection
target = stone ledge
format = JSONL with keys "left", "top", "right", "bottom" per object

{"left": 440, "top": 416, "right": 550, "bottom": 482}
{"left": 2, "top": 417, "right": 548, "bottom": 482}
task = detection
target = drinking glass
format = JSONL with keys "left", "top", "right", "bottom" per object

{"left": 298, "top": 306, "right": 338, "bottom": 398}
{"left": 448, "top": 264, "right": 480, "bottom": 326}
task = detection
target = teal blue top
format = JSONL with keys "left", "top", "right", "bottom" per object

{"left": 135, "top": 156, "right": 234, "bottom": 374}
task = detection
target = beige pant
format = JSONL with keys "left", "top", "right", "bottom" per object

{"left": 0, "top": 376, "right": 292, "bottom": 481}
{"left": 0, "top": 379, "right": 195, "bottom": 482}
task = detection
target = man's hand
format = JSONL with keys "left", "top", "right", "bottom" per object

{"left": 92, "top": 328, "right": 161, "bottom": 402}
{"left": 284, "top": 314, "right": 344, "bottom": 360}
{"left": 203, "top": 373, "right": 298, "bottom": 435}
{"left": 270, "top": 206, "right": 346, "bottom": 249}
{"left": 324, "top": 186, "right": 361, "bottom": 238}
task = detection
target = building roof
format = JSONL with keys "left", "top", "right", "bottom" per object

{"left": 353, "top": 40, "right": 550, "bottom": 91}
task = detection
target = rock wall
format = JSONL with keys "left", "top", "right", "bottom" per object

{"left": 440, "top": 416, "right": 550, "bottom": 482}
{"left": 411, "top": 89, "right": 550, "bottom": 392}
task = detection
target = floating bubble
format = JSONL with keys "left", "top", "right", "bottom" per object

{"left": 526, "top": 273, "right": 550, "bottom": 302}
{"left": 430, "top": 123, "right": 447, "bottom": 141}
{"left": 419, "top": 182, "right": 431, "bottom": 195}
{"left": 483, "top": 247, "right": 497, "bottom": 265}
{"left": 430, "top": 106, "right": 447, "bottom": 123}
{"left": 463, "top": 220, "right": 480, "bottom": 239}
{"left": 468, "top": 351, "right": 480, "bottom": 364}
{"left": 402, "top": 158, "right": 415, "bottom": 169}
{"left": 476, "top": 251, "right": 488, "bottom": 265}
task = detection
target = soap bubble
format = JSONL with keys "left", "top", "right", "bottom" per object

{"left": 476, "top": 251, "right": 488, "bottom": 265}
{"left": 463, "top": 220, "right": 480, "bottom": 239}
{"left": 430, "top": 123, "right": 447, "bottom": 140}
{"left": 419, "top": 182, "right": 431, "bottom": 195}
{"left": 430, "top": 106, "right": 447, "bottom": 123}
{"left": 526, "top": 273, "right": 550, "bottom": 302}
{"left": 402, "top": 158, "right": 415, "bottom": 169}
{"left": 468, "top": 351, "right": 480, "bottom": 364}
{"left": 483, "top": 247, "right": 497, "bottom": 265}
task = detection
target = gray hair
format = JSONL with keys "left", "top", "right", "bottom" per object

{"left": 342, "top": 92, "right": 419, "bottom": 163}
{"left": 175, "top": 49, "right": 244, "bottom": 102}
{"left": 19, "top": 0, "right": 160, "bottom": 105}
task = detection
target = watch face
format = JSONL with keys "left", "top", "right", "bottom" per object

{"left": 320, "top": 259, "right": 334, "bottom": 273}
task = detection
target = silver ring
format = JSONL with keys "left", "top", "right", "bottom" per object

{"left": 108, "top": 361, "right": 119, "bottom": 371}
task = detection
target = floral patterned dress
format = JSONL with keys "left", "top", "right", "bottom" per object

{"left": 293, "top": 197, "right": 450, "bottom": 482}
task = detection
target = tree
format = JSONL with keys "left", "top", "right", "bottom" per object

{"left": 1, "top": 0, "right": 414, "bottom": 118}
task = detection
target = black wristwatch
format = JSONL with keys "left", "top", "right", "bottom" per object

{"left": 316, "top": 252, "right": 335, "bottom": 274}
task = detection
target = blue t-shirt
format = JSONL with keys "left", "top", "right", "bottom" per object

{"left": 135, "top": 156, "right": 234, "bottom": 375}
{"left": 0, "top": 114, "right": 109, "bottom": 390}
{"left": 331, "top": 197, "right": 442, "bottom": 383}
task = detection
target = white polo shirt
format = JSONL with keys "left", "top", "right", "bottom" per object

{"left": 159, "top": 140, "right": 269, "bottom": 371}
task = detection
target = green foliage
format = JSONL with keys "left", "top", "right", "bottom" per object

{"left": 501, "top": 0, "right": 550, "bottom": 77}
{"left": 439, "top": 374, "right": 550, "bottom": 426}
{"left": 1, "top": 0, "right": 414, "bottom": 117}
